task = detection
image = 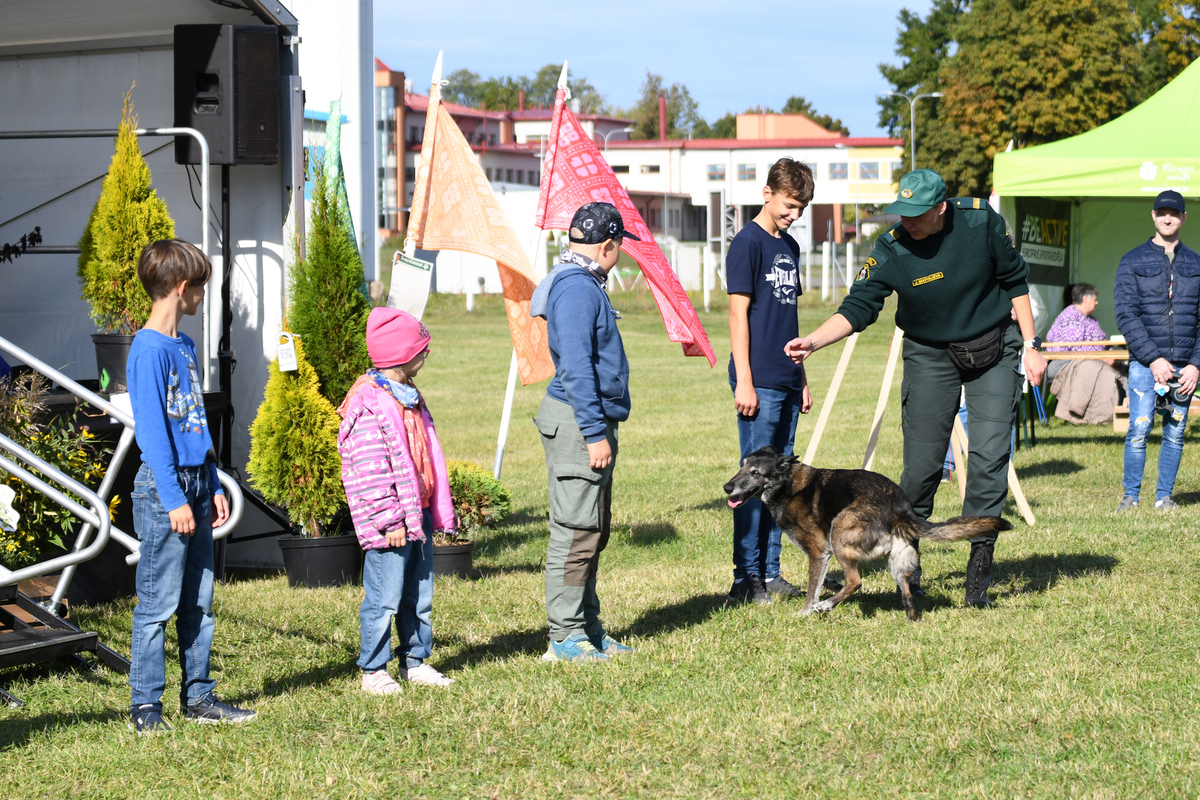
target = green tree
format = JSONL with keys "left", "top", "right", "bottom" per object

{"left": 877, "top": 0, "right": 1143, "bottom": 196}
{"left": 288, "top": 154, "right": 371, "bottom": 406}
{"left": 781, "top": 96, "right": 850, "bottom": 135}
{"left": 443, "top": 64, "right": 607, "bottom": 113}
{"left": 247, "top": 335, "right": 345, "bottom": 537}
{"left": 693, "top": 112, "right": 738, "bottom": 139}
{"left": 1137, "top": 0, "right": 1200, "bottom": 100}
{"left": 625, "top": 71, "right": 704, "bottom": 140}
{"left": 77, "top": 87, "right": 176, "bottom": 335}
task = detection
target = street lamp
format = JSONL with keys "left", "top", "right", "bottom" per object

{"left": 885, "top": 91, "right": 943, "bottom": 170}
{"left": 603, "top": 125, "right": 635, "bottom": 150}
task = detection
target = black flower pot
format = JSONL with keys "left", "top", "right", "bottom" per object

{"left": 277, "top": 534, "right": 363, "bottom": 588}
{"left": 432, "top": 541, "right": 474, "bottom": 579}
{"left": 91, "top": 333, "right": 136, "bottom": 394}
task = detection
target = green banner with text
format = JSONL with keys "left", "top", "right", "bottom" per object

{"left": 1015, "top": 197, "right": 1072, "bottom": 285}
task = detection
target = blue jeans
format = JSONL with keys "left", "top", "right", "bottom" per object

{"left": 358, "top": 508, "right": 434, "bottom": 672}
{"left": 1123, "top": 360, "right": 1190, "bottom": 501}
{"left": 730, "top": 379, "right": 801, "bottom": 582}
{"left": 129, "top": 462, "right": 216, "bottom": 710}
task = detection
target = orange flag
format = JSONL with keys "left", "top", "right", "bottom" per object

{"left": 407, "top": 84, "right": 554, "bottom": 385}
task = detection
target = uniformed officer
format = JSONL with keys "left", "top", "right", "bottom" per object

{"left": 784, "top": 169, "right": 1046, "bottom": 606}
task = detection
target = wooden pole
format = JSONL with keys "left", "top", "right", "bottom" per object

{"left": 803, "top": 332, "right": 858, "bottom": 465}
{"left": 949, "top": 413, "right": 1036, "bottom": 525}
{"left": 950, "top": 413, "right": 969, "bottom": 504}
{"left": 862, "top": 327, "right": 904, "bottom": 471}
{"left": 1008, "top": 461, "right": 1036, "bottom": 525}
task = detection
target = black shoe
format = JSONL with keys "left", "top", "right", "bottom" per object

{"left": 727, "top": 574, "right": 770, "bottom": 605}
{"left": 965, "top": 540, "right": 995, "bottom": 607}
{"left": 765, "top": 576, "right": 803, "bottom": 598}
{"left": 182, "top": 694, "right": 257, "bottom": 725}
{"left": 130, "top": 704, "right": 171, "bottom": 736}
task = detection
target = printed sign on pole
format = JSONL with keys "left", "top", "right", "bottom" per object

{"left": 1014, "top": 197, "right": 1072, "bottom": 285}
{"left": 387, "top": 251, "right": 435, "bottom": 320}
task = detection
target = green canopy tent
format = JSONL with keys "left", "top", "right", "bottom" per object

{"left": 992, "top": 59, "right": 1200, "bottom": 333}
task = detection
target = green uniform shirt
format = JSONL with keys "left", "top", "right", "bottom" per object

{"left": 838, "top": 198, "right": 1030, "bottom": 344}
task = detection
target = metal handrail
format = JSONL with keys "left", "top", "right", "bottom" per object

{"left": 0, "top": 432, "right": 110, "bottom": 587}
{"left": 0, "top": 334, "right": 243, "bottom": 600}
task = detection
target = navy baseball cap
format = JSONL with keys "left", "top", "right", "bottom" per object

{"left": 569, "top": 202, "right": 641, "bottom": 244}
{"left": 1154, "top": 190, "right": 1186, "bottom": 213}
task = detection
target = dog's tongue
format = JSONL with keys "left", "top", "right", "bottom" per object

{"left": 727, "top": 494, "right": 744, "bottom": 509}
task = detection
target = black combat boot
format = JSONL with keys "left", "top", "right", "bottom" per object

{"left": 964, "top": 540, "right": 995, "bottom": 607}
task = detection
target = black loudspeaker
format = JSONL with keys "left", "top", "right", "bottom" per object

{"left": 174, "top": 24, "right": 280, "bottom": 165}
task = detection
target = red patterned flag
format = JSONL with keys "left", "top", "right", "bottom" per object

{"left": 535, "top": 89, "right": 716, "bottom": 366}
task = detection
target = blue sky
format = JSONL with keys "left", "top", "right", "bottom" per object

{"left": 375, "top": 1, "right": 936, "bottom": 138}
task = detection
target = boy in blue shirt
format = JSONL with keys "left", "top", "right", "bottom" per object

{"left": 727, "top": 158, "right": 816, "bottom": 604}
{"left": 530, "top": 202, "right": 637, "bottom": 662}
{"left": 126, "top": 239, "right": 254, "bottom": 734}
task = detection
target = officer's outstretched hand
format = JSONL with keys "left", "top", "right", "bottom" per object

{"left": 784, "top": 336, "right": 815, "bottom": 364}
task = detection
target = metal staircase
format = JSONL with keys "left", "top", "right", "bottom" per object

{"left": 0, "top": 334, "right": 243, "bottom": 706}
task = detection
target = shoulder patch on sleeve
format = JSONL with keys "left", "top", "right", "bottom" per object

{"left": 856, "top": 256, "right": 878, "bottom": 282}
{"left": 952, "top": 197, "right": 985, "bottom": 210}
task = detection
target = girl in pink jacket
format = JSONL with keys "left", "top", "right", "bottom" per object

{"left": 337, "top": 308, "right": 458, "bottom": 695}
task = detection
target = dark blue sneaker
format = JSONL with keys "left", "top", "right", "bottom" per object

{"left": 181, "top": 694, "right": 257, "bottom": 725}
{"left": 542, "top": 634, "right": 608, "bottom": 662}
{"left": 129, "top": 704, "right": 171, "bottom": 736}
{"left": 592, "top": 634, "right": 634, "bottom": 656}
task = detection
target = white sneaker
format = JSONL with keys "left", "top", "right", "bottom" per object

{"left": 361, "top": 670, "right": 401, "bottom": 695}
{"left": 400, "top": 663, "right": 454, "bottom": 687}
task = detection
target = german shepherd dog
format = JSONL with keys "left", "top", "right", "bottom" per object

{"left": 723, "top": 447, "right": 1012, "bottom": 620}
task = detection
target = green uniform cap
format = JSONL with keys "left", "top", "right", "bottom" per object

{"left": 885, "top": 169, "right": 947, "bottom": 216}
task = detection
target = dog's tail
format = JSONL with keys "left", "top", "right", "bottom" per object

{"left": 897, "top": 514, "right": 1014, "bottom": 543}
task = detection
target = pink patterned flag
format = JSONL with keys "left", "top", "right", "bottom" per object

{"left": 535, "top": 89, "right": 716, "bottom": 366}
{"left": 409, "top": 94, "right": 554, "bottom": 385}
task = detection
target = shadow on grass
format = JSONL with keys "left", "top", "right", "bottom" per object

{"left": 1, "top": 706, "right": 126, "bottom": 751}
{"left": 438, "top": 626, "right": 549, "bottom": 672}
{"left": 690, "top": 497, "right": 733, "bottom": 513}
{"left": 1015, "top": 458, "right": 1085, "bottom": 479}
{"left": 1170, "top": 491, "right": 1200, "bottom": 507}
{"left": 624, "top": 522, "right": 679, "bottom": 547}
{"left": 613, "top": 592, "right": 730, "bottom": 640}
{"left": 994, "top": 551, "right": 1119, "bottom": 595}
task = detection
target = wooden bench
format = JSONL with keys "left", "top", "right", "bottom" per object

{"left": 1041, "top": 339, "right": 1128, "bottom": 431}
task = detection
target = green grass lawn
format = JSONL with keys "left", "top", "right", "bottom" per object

{"left": 5, "top": 292, "right": 1200, "bottom": 798}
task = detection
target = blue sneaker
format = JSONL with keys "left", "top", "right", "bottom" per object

{"left": 592, "top": 634, "right": 633, "bottom": 656}
{"left": 542, "top": 635, "right": 608, "bottom": 662}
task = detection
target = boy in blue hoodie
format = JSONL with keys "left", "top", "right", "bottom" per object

{"left": 126, "top": 239, "right": 254, "bottom": 734}
{"left": 530, "top": 202, "right": 636, "bottom": 662}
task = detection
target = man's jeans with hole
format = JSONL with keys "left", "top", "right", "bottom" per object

{"left": 730, "top": 379, "right": 801, "bottom": 583}
{"left": 358, "top": 508, "right": 434, "bottom": 673}
{"left": 129, "top": 463, "right": 216, "bottom": 711}
{"left": 1123, "top": 359, "right": 1190, "bottom": 501}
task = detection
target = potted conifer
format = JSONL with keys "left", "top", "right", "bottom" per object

{"left": 288, "top": 153, "right": 371, "bottom": 406}
{"left": 246, "top": 334, "right": 358, "bottom": 587}
{"left": 438, "top": 460, "right": 512, "bottom": 579}
{"left": 76, "top": 86, "right": 175, "bottom": 394}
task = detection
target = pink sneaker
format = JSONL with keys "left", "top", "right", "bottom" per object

{"left": 399, "top": 663, "right": 453, "bottom": 687}
{"left": 360, "top": 670, "right": 401, "bottom": 695}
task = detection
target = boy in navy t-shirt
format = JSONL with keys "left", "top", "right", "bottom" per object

{"left": 726, "top": 158, "right": 816, "bottom": 604}
{"left": 126, "top": 240, "right": 254, "bottom": 734}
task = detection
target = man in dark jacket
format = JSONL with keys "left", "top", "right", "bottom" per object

{"left": 1114, "top": 190, "right": 1200, "bottom": 511}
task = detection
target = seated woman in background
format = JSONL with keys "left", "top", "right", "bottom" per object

{"left": 1045, "top": 283, "right": 1122, "bottom": 424}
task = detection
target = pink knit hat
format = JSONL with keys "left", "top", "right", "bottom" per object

{"left": 366, "top": 307, "right": 431, "bottom": 368}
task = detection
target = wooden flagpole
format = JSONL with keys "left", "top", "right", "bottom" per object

{"left": 803, "top": 332, "right": 858, "bottom": 465}
{"left": 862, "top": 326, "right": 904, "bottom": 471}
{"left": 491, "top": 61, "right": 569, "bottom": 480}
{"left": 949, "top": 414, "right": 1035, "bottom": 525}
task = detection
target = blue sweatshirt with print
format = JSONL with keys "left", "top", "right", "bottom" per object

{"left": 127, "top": 330, "right": 222, "bottom": 511}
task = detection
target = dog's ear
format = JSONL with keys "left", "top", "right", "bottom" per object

{"left": 784, "top": 455, "right": 800, "bottom": 466}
